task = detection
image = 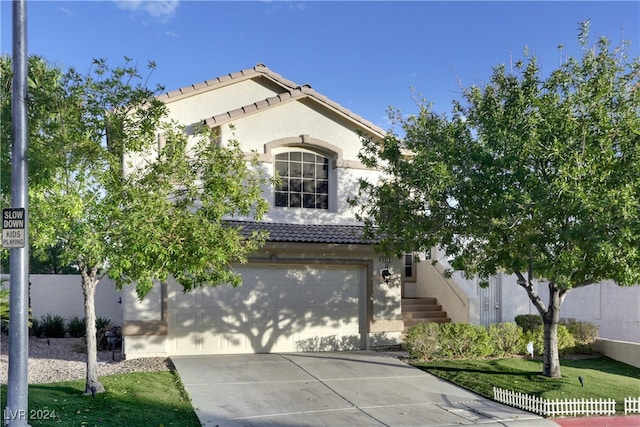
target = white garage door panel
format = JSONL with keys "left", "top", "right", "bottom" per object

{"left": 169, "top": 264, "right": 364, "bottom": 355}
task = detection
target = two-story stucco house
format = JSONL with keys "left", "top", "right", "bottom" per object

{"left": 17, "top": 64, "right": 638, "bottom": 359}
{"left": 121, "top": 64, "right": 406, "bottom": 358}
{"left": 118, "top": 63, "right": 640, "bottom": 360}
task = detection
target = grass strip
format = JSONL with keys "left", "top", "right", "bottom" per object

{"left": 1, "top": 370, "right": 201, "bottom": 426}
{"left": 413, "top": 356, "right": 640, "bottom": 414}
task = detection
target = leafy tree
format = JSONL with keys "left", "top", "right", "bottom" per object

{"left": 1, "top": 55, "right": 68, "bottom": 200}
{"left": 0, "top": 279, "right": 9, "bottom": 333}
{"left": 353, "top": 22, "right": 639, "bottom": 377}
{"left": 1, "top": 56, "right": 270, "bottom": 393}
{"left": 1, "top": 242, "right": 77, "bottom": 274}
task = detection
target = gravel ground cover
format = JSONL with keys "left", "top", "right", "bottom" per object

{"left": 0, "top": 337, "right": 173, "bottom": 384}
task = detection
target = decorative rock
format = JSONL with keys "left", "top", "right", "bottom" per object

{"left": 0, "top": 337, "right": 172, "bottom": 384}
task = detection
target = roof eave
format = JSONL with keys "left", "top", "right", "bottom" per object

{"left": 204, "top": 86, "right": 386, "bottom": 138}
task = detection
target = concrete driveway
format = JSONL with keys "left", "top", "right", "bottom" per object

{"left": 171, "top": 351, "right": 558, "bottom": 427}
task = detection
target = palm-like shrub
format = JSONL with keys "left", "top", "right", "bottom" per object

{"left": 33, "top": 314, "right": 66, "bottom": 338}
{"left": 67, "top": 316, "right": 86, "bottom": 338}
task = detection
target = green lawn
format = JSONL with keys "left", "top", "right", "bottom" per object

{"left": 413, "top": 356, "right": 640, "bottom": 414}
{"left": 1, "top": 371, "right": 201, "bottom": 426}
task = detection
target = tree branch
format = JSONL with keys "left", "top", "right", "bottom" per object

{"left": 515, "top": 269, "right": 548, "bottom": 315}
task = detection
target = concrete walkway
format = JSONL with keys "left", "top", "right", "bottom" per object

{"left": 172, "top": 351, "right": 558, "bottom": 427}
{"left": 554, "top": 415, "right": 640, "bottom": 427}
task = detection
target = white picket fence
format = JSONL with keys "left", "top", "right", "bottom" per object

{"left": 625, "top": 397, "right": 640, "bottom": 415}
{"left": 493, "top": 387, "right": 617, "bottom": 417}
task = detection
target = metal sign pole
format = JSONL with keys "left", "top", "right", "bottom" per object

{"left": 5, "top": 0, "right": 31, "bottom": 425}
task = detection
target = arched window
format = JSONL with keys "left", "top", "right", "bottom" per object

{"left": 274, "top": 150, "right": 329, "bottom": 209}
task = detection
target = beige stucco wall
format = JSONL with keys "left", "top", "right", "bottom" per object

{"left": 123, "top": 281, "right": 163, "bottom": 322}
{"left": 122, "top": 280, "right": 168, "bottom": 358}
{"left": 525, "top": 279, "right": 640, "bottom": 343}
{"left": 164, "top": 79, "right": 281, "bottom": 126}
{"left": 593, "top": 338, "right": 640, "bottom": 368}
{"left": 410, "top": 252, "right": 474, "bottom": 324}
{"left": 419, "top": 262, "right": 640, "bottom": 344}
{"left": 1, "top": 274, "right": 123, "bottom": 327}
{"left": 156, "top": 79, "right": 382, "bottom": 227}
{"left": 211, "top": 98, "right": 383, "bottom": 225}
{"left": 215, "top": 101, "right": 368, "bottom": 161}
{"left": 123, "top": 334, "right": 168, "bottom": 359}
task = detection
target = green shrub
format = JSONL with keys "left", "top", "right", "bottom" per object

{"left": 405, "top": 322, "right": 440, "bottom": 360}
{"left": 488, "top": 322, "right": 524, "bottom": 357}
{"left": 30, "top": 318, "right": 40, "bottom": 337}
{"left": 522, "top": 328, "right": 542, "bottom": 356}
{"left": 31, "top": 317, "right": 45, "bottom": 337}
{"left": 0, "top": 285, "right": 9, "bottom": 334}
{"left": 514, "top": 314, "right": 543, "bottom": 333}
{"left": 1, "top": 279, "right": 34, "bottom": 334}
{"left": 407, "top": 322, "right": 515, "bottom": 360}
{"left": 96, "top": 317, "right": 112, "bottom": 332}
{"left": 407, "top": 319, "right": 592, "bottom": 361}
{"left": 560, "top": 318, "right": 599, "bottom": 344}
{"left": 35, "top": 314, "right": 67, "bottom": 338}
{"left": 438, "top": 323, "right": 493, "bottom": 359}
{"left": 560, "top": 318, "right": 599, "bottom": 354}
{"left": 523, "top": 324, "right": 575, "bottom": 356}
{"left": 67, "top": 316, "right": 86, "bottom": 338}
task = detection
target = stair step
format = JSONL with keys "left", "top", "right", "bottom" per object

{"left": 401, "top": 297, "right": 451, "bottom": 331}
{"left": 402, "top": 298, "right": 437, "bottom": 306}
{"left": 404, "top": 311, "right": 448, "bottom": 320}
{"left": 402, "top": 304, "right": 442, "bottom": 312}
{"left": 402, "top": 309, "right": 444, "bottom": 319}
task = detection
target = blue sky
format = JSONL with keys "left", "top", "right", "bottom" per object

{"left": 1, "top": 1, "right": 638, "bottom": 130}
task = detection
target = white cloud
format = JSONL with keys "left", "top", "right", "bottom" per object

{"left": 290, "top": 3, "right": 306, "bottom": 12}
{"left": 264, "top": 2, "right": 307, "bottom": 15}
{"left": 114, "top": 0, "right": 179, "bottom": 22}
{"left": 58, "top": 7, "right": 73, "bottom": 16}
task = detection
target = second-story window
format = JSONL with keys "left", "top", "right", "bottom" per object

{"left": 275, "top": 151, "right": 329, "bottom": 209}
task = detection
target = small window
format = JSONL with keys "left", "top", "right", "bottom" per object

{"left": 403, "top": 253, "right": 416, "bottom": 282}
{"left": 274, "top": 151, "right": 329, "bottom": 209}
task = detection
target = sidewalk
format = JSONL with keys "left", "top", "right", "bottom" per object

{"left": 553, "top": 415, "right": 640, "bottom": 427}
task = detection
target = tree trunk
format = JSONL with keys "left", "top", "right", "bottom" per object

{"left": 542, "top": 316, "right": 561, "bottom": 377}
{"left": 541, "top": 284, "right": 563, "bottom": 378}
{"left": 81, "top": 271, "right": 105, "bottom": 395}
{"left": 517, "top": 273, "right": 565, "bottom": 378}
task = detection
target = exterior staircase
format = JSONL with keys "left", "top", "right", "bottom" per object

{"left": 401, "top": 297, "right": 451, "bottom": 332}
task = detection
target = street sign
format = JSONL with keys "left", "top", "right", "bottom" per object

{"left": 2, "top": 207, "right": 25, "bottom": 248}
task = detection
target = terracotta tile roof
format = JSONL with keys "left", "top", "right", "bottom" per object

{"left": 158, "top": 63, "right": 385, "bottom": 137}
{"left": 225, "top": 220, "right": 378, "bottom": 245}
{"left": 156, "top": 64, "right": 279, "bottom": 101}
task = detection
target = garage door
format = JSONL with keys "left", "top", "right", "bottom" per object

{"left": 168, "top": 264, "right": 366, "bottom": 355}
